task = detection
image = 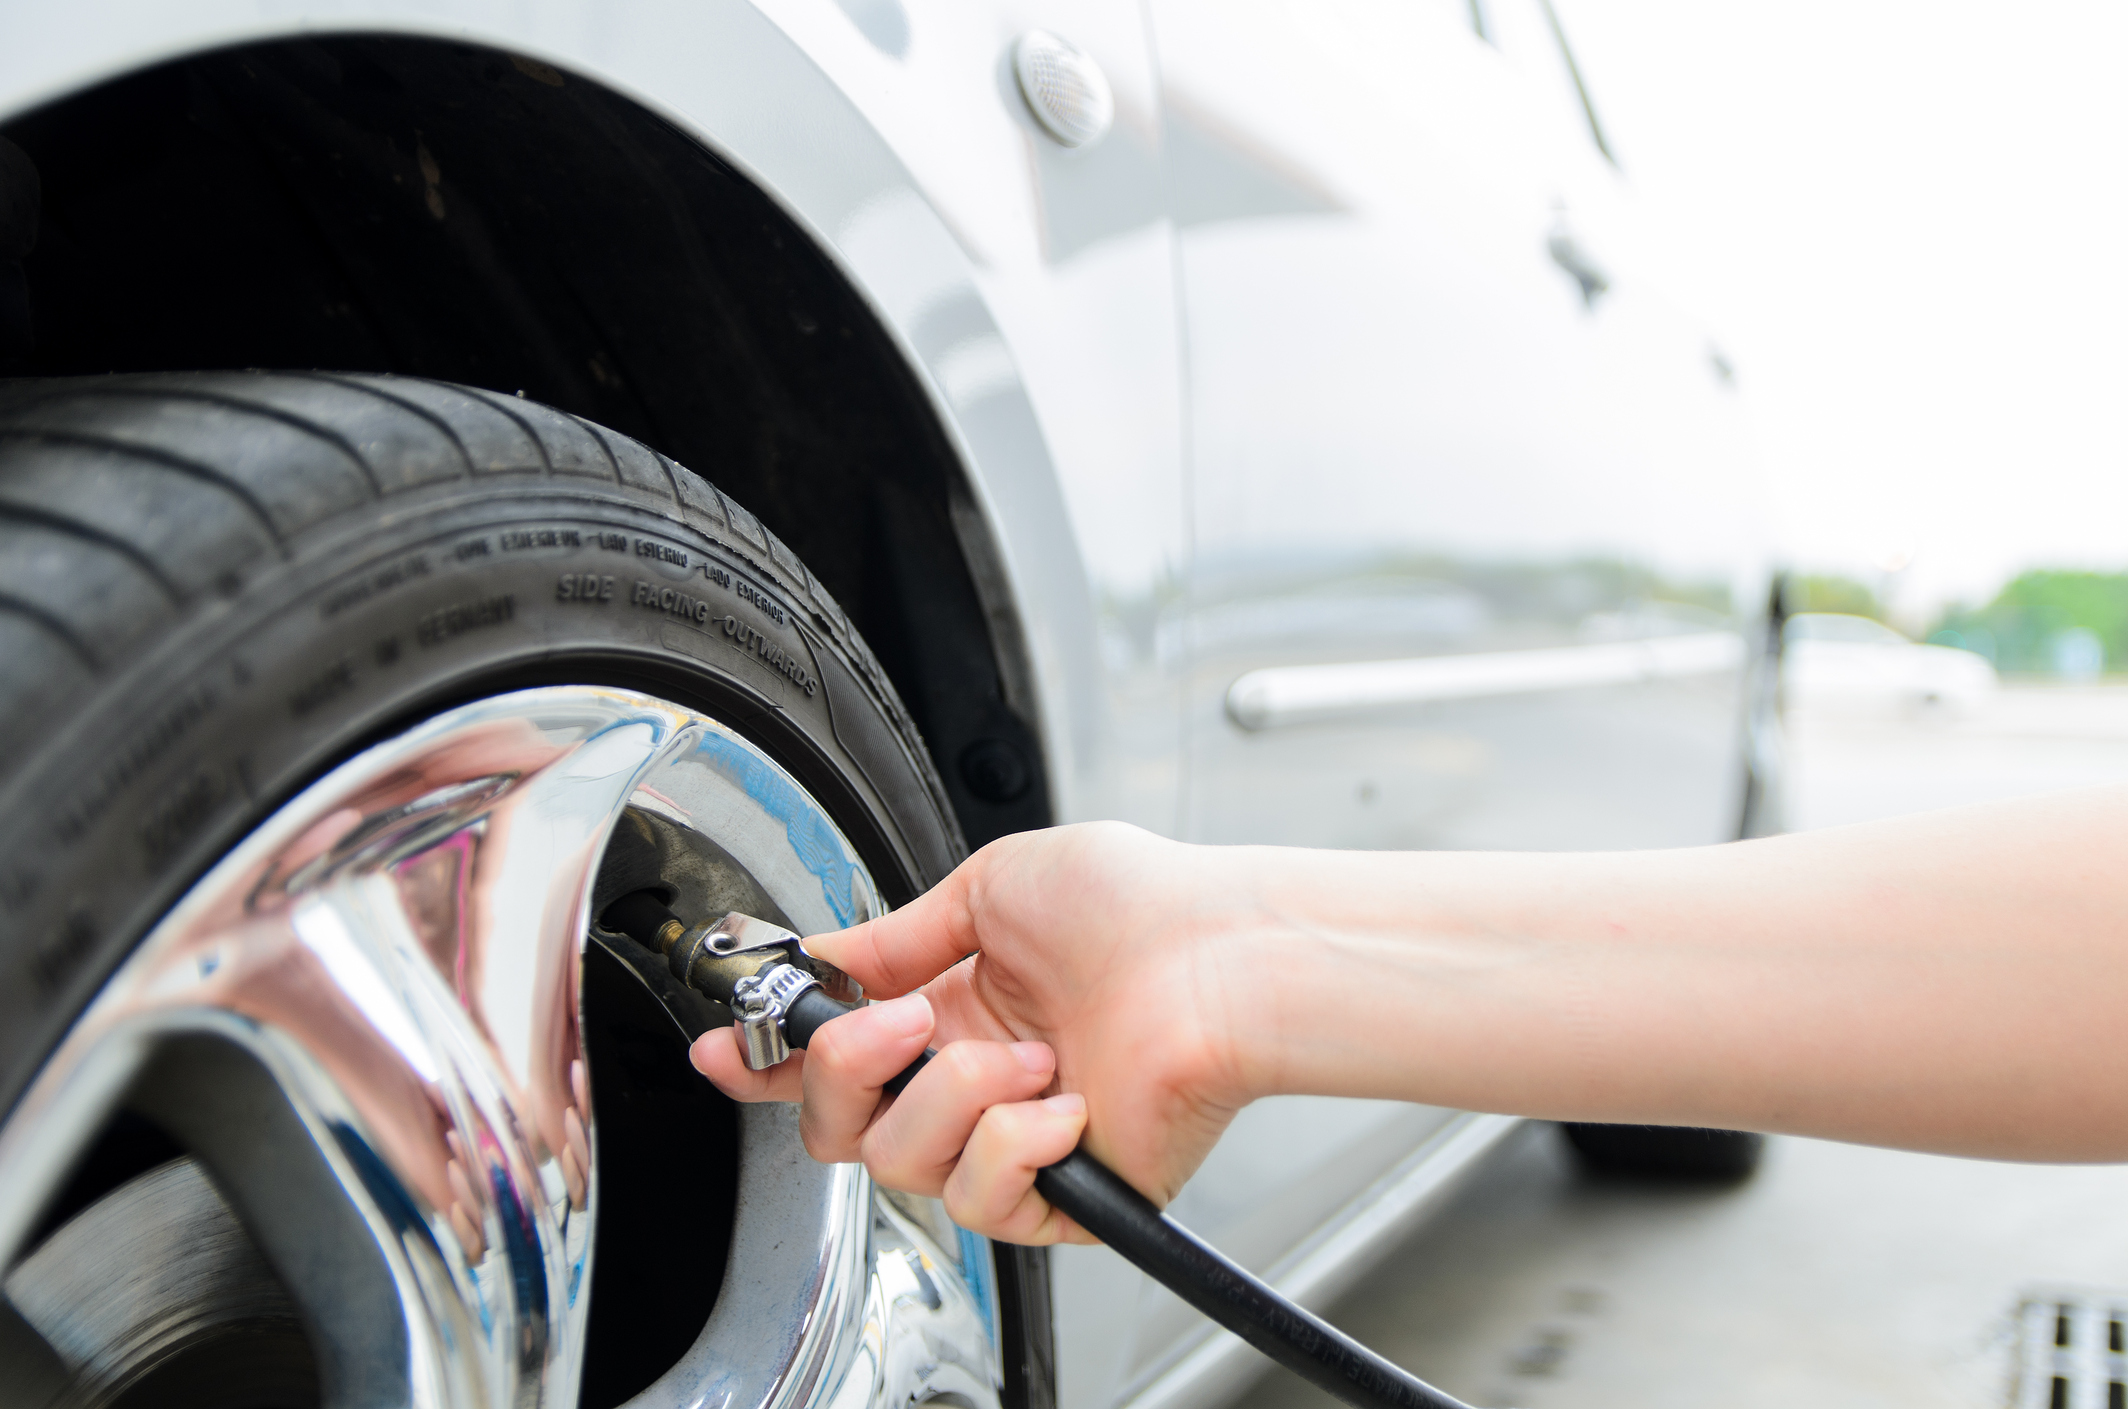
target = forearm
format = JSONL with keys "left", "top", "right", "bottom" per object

{"left": 1235, "top": 786, "right": 2128, "bottom": 1160}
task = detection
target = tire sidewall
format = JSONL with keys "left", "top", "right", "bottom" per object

{"left": 1, "top": 475, "right": 955, "bottom": 1115}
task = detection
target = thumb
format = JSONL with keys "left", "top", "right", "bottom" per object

{"left": 806, "top": 851, "right": 987, "bottom": 997}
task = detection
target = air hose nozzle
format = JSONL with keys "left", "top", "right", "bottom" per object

{"left": 598, "top": 893, "right": 862, "bottom": 1072}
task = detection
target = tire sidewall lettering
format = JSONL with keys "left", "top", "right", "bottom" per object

{"left": 719, "top": 615, "right": 817, "bottom": 697}
{"left": 2, "top": 496, "right": 856, "bottom": 1072}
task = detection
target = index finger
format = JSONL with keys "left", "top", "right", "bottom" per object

{"left": 807, "top": 862, "right": 980, "bottom": 997}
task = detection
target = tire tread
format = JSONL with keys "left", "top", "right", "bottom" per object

{"left": 283, "top": 371, "right": 481, "bottom": 481}
{"left": 96, "top": 380, "right": 390, "bottom": 497}
{"left": 0, "top": 426, "right": 289, "bottom": 547}
{"left": 0, "top": 370, "right": 950, "bottom": 846}
{"left": 0, "top": 500, "right": 183, "bottom": 602}
{"left": 0, "top": 390, "right": 375, "bottom": 534}
{"left": 0, "top": 590, "right": 99, "bottom": 667}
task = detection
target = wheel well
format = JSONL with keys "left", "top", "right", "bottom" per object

{"left": 0, "top": 33, "right": 1048, "bottom": 848}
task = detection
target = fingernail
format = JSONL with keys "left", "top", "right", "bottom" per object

{"left": 1011, "top": 1042, "right": 1054, "bottom": 1075}
{"left": 874, "top": 992, "right": 932, "bottom": 1036}
{"left": 1043, "top": 1093, "right": 1085, "bottom": 1118}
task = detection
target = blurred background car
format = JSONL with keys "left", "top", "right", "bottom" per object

{"left": 1783, "top": 612, "right": 1999, "bottom": 714}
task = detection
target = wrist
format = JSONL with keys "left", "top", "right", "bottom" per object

{"left": 1198, "top": 845, "right": 1392, "bottom": 1104}
{"left": 1233, "top": 847, "right": 1564, "bottom": 1105}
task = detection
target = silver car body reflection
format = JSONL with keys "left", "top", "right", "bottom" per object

{"left": 3, "top": 3, "right": 1774, "bottom": 1408}
{"left": 0, "top": 687, "right": 1000, "bottom": 1409}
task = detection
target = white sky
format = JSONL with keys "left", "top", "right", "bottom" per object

{"left": 1552, "top": 0, "right": 2128, "bottom": 619}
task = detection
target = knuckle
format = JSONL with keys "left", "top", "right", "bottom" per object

{"left": 940, "top": 1176, "right": 997, "bottom": 1234}
{"left": 799, "top": 1117, "right": 844, "bottom": 1165}
{"left": 858, "top": 1128, "right": 912, "bottom": 1185}
{"left": 807, "top": 1026, "right": 866, "bottom": 1081}
{"left": 976, "top": 1099, "right": 1036, "bottom": 1145}
{"left": 936, "top": 1040, "right": 996, "bottom": 1085}
{"left": 940, "top": 1188, "right": 982, "bottom": 1232}
{"left": 863, "top": 1131, "right": 945, "bottom": 1197}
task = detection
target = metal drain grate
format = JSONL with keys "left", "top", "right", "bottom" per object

{"left": 2014, "top": 1288, "right": 2128, "bottom": 1409}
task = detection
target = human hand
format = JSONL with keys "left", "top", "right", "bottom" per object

{"left": 690, "top": 822, "right": 1272, "bottom": 1244}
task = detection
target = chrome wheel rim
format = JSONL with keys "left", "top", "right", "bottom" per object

{"left": 0, "top": 686, "right": 1002, "bottom": 1409}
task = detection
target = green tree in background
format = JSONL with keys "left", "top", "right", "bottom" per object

{"left": 1932, "top": 570, "right": 2128, "bottom": 675}
{"left": 1789, "top": 573, "right": 1885, "bottom": 620}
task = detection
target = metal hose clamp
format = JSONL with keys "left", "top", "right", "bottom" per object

{"left": 730, "top": 961, "right": 821, "bottom": 1070}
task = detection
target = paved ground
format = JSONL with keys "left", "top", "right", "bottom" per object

{"left": 1233, "top": 683, "right": 2128, "bottom": 1409}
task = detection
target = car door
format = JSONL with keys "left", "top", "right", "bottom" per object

{"left": 1168, "top": 0, "right": 1758, "bottom": 860}
{"left": 1047, "top": 3, "right": 1764, "bottom": 1406}
{"left": 755, "top": 0, "right": 1191, "bottom": 838}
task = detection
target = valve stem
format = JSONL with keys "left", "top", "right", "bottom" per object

{"left": 598, "top": 892, "right": 846, "bottom": 1070}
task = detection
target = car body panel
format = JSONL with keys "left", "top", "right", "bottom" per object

{"left": 1159, "top": 0, "right": 1761, "bottom": 860}
{"left": 0, "top": 0, "right": 1189, "bottom": 844}
{"left": 1054, "top": 3, "right": 1770, "bottom": 1404}
{"left": 746, "top": 0, "right": 1190, "bottom": 832}
{"left": 0, "top": 5, "right": 1772, "bottom": 1409}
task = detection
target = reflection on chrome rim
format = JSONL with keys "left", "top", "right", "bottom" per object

{"left": 0, "top": 686, "right": 1005, "bottom": 1409}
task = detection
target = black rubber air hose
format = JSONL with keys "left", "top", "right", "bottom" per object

{"left": 799, "top": 1013, "right": 1473, "bottom": 1409}
{"left": 599, "top": 894, "right": 1474, "bottom": 1409}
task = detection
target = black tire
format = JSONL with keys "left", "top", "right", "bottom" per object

{"left": 1559, "top": 1123, "right": 1767, "bottom": 1182}
{"left": 0, "top": 369, "right": 1051, "bottom": 1406}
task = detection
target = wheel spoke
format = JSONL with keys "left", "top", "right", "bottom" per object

{"left": 0, "top": 686, "right": 933, "bottom": 1409}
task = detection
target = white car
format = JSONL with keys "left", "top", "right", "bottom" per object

{"left": 1785, "top": 613, "right": 1999, "bottom": 713}
{"left": 0, "top": 5, "right": 1775, "bottom": 1409}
